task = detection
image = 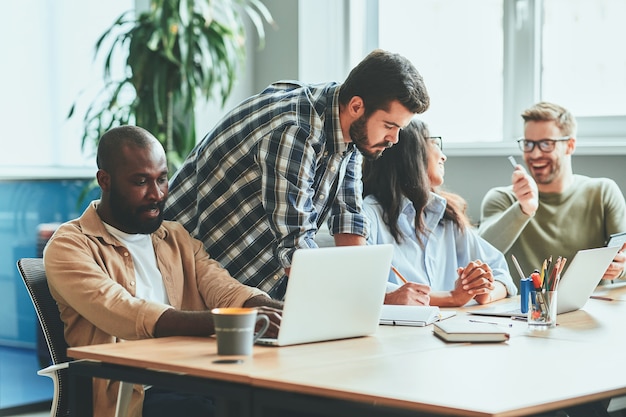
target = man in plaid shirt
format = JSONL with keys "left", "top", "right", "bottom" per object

{"left": 164, "top": 49, "right": 430, "bottom": 299}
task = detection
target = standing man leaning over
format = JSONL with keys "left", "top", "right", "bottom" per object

{"left": 479, "top": 101, "right": 626, "bottom": 287}
{"left": 164, "top": 49, "right": 430, "bottom": 299}
{"left": 44, "top": 126, "right": 282, "bottom": 417}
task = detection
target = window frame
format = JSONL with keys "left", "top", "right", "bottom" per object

{"left": 362, "top": 0, "right": 626, "bottom": 156}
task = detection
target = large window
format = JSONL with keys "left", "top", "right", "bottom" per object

{"left": 3, "top": 0, "right": 625, "bottom": 173}
{"left": 1, "top": 0, "right": 133, "bottom": 174}
{"left": 379, "top": 0, "right": 503, "bottom": 144}
{"left": 374, "top": 0, "right": 626, "bottom": 153}
{"left": 542, "top": 0, "right": 626, "bottom": 118}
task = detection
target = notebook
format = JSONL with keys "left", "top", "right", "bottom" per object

{"left": 433, "top": 320, "right": 510, "bottom": 343}
{"left": 256, "top": 244, "right": 394, "bottom": 346}
{"left": 379, "top": 305, "right": 456, "bottom": 327}
{"left": 469, "top": 245, "right": 620, "bottom": 318}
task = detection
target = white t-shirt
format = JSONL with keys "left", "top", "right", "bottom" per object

{"left": 104, "top": 224, "right": 170, "bottom": 305}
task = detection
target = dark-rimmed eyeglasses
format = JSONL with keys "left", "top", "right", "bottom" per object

{"left": 516, "top": 136, "right": 570, "bottom": 153}
{"left": 428, "top": 136, "right": 442, "bottom": 150}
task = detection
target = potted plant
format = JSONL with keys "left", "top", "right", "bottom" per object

{"left": 69, "top": 0, "right": 274, "bottom": 172}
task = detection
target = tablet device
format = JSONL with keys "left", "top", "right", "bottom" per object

{"left": 606, "top": 232, "right": 626, "bottom": 248}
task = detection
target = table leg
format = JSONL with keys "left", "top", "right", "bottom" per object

{"left": 68, "top": 361, "right": 94, "bottom": 416}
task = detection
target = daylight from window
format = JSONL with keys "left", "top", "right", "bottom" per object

{"left": 378, "top": 0, "right": 626, "bottom": 144}
{"left": 542, "top": 0, "right": 626, "bottom": 117}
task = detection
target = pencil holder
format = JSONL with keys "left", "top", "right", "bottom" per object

{"left": 528, "top": 290, "right": 557, "bottom": 328}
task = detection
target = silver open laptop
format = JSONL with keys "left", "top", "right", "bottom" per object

{"left": 469, "top": 245, "right": 620, "bottom": 318}
{"left": 256, "top": 244, "right": 394, "bottom": 346}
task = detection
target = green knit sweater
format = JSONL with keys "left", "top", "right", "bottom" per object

{"left": 479, "top": 175, "right": 626, "bottom": 288}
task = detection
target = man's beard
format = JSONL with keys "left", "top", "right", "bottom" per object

{"left": 529, "top": 158, "right": 561, "bottom": 185}
{"left": 109, "top": 186, "right": 165, "bottom": 234}
{"left": 349, "top": 115, "right": 389, "bottom": 161}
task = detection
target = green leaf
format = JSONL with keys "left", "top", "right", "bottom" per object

{"left": 69, "top": 0, "right": 274, "bottom": 177}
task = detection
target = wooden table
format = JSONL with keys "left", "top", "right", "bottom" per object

{"left": 67, "top": 282, "right": 626, "bottom": 417}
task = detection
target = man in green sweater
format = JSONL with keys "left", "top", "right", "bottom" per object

{"left": 479, "top": 101, "right": 626, "bottom": 288}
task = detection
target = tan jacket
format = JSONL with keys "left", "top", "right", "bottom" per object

{"left": 44, "top": 201, "right": 266, "bottom": 417}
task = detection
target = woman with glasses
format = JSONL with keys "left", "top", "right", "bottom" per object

{"left": 479, "top": 102, "right": 626, "bottom": 288}
{"left": 362, "top": 119, "right": 517, "bottom": 307}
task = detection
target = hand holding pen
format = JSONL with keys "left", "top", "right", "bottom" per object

{"left": 386, "top": 266, "right": 431, "bottom": 306}
{"left": 507, "top": 155, "right": 538, "bottom": 216}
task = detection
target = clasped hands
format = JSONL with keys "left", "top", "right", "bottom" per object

{"left": 452, "top": 260, "right": 496, "bottom": 305}
{"left": 383, "top": 260, "right": 495, "bottom": 307}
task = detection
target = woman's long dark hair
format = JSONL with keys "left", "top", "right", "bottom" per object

{"left": 362, "top": 119, "right": 469, "bottom": 245}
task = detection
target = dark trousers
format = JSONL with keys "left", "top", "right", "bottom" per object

{"left": 143, "top": 387, "right": 214, "bottom": 417}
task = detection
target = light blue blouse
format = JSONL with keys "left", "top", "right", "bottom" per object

{"left": 363, "top": 193, "right": 517, "bottom": 296}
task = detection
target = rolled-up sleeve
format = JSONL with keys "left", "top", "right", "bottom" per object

{"left": 187, "top": 235, "right": 267, "bottom": 308}
{"left": 328, "top": 149, "right": 369, "bottom": 238}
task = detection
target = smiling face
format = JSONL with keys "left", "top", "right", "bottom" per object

{"left": 98, "top": 141, "right": 169, "bottom": 234}
{"left": 426, "top": 132, "right": 447, "bottom": 188}
{"left": 350, "top": 100, "right": 415, "bottom": 160}
{"left": 522, "top": 120, "right": 575, "bottom": 192}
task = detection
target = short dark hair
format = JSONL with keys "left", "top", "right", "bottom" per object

{"left": 339, "top": 49, "right": 430, "bottom": 116}
{"left": 96, "top": 125, "right": 157, "bottom": 172}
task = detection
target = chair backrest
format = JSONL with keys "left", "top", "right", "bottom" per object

{"left": 17, "top": 258, "right": 69, "bottom": 416}
{"left": 17, "top": 258, "right": 69, "bottom": 364}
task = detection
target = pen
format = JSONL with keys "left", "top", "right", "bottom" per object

{"left": 469, "top": 319, "right": 498, "bottom": 325}
{"left": 553, "top": 258, "right": 567, "bottom": 290}
{"left": 511, "top": 254, "right": 526, "bottom": 282}
{"left": 469, "top": 319, "right": 513, "bottom": 328}
{"left": 544, "top": 256, "right": 552, "bottom": 288}
{"left": 512, "top": 255, "right": 531, "bottom": 313}
{"left": 390, "top": 265, "right": 408, "bottom": 284}
{"left": 590, "top": 295, "right": 613, "bottom": 301}
{"left": 540, "top": 258, "right": 547, "bottom": 289}
{"left": 507, "top": 155, "right": 518, "bottom": 168}
{"left": 547, "top": 256, "right": 562, "bottom": 290}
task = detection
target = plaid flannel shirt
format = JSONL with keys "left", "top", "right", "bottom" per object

{"left": 164, "top": 81, "right": 368, "bottom": 299}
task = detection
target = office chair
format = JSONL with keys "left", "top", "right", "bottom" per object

{"left": 17, "top": 258, "right": 132, "bottom": 417}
